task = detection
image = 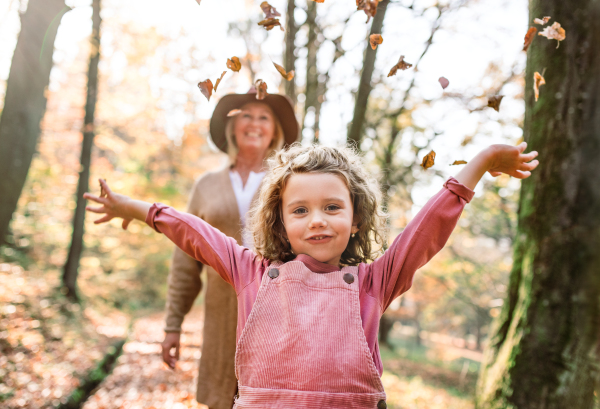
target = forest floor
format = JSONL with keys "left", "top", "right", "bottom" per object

{"left": 1, "top": 261, "right": 476, "bottom": 409}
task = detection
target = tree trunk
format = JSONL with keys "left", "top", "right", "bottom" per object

{"left": 302, "top": 1, "right": 319, "bottom": 141}
{"left": 62, "top": 0, "right": 102, "bottom": 300}
{"left": 378, "top": 313, "right": 394, "bottom": 349}
{"left": 284, "top": 0, "right": 297, "bottom": 105}
{"left": 347, "top": 0, "right": 389, "bottom": 147}
{"left": 0, "top": 0, "right": 69, "bottom": 243}
{"left": 476, "top": 1, "right": 600, "bottom": 408}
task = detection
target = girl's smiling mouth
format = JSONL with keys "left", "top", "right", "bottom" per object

{"left": 306, "top": 235, "right": 333, "bottom": 244}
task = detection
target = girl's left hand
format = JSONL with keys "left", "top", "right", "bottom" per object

{"left": 84, "top": 179, "right": 134, "bottom": 230}
{"left": 487, "top": 142, "right": 539, "bottom": 178}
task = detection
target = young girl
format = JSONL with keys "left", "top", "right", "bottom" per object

{"left": 84, "top": 142, "right": 538, "bottom": 409}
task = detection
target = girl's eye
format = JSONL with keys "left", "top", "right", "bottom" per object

{"left": 293, "top": 208, "right": 307, "bottom": 214}
{"left": 326, "top": 205, "right": 341, "bottom": 211}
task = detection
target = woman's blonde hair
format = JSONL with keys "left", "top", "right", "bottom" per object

{"left": 247, "top": 144, "right": 387, "bottom": 265}
{"left": 224, "top": 103, "right": 285, "bottom": 164}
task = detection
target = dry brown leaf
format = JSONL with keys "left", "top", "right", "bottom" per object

{"left": 198, "top": 79, "right": 213, "bottom": 101}
{"left": 310, "top": 0, "right": 325, "bottom": 2}
{"left": 214, "top": 71, "right": 227, "bottom": 92}
{"left": 273, "top": 62, "right": 295, "bottom": 81}
{"left": 461, "top": 135, "right": 473, "bottom": 146}
{"left": 523, "top": 27, "right": 537, "bottom": 51}
{"left": 227, "top": 56, "right": 242, "bottom": 72}
{"left": 534, "top": 72, "right": 546, "bottom": 102}
{"left": 450, "top": 160, "right": 468, "bottom": 166}
{"left": 538, "top": 22, "right": 566, "bottom": 48}
{"left": 369, "top": 34, "right": 383, "bottom": 50}
{"left": 227, "top": 109, "right": 243, "bottom": 117}
{"left": 255, "top": 79, "right": 268, "bottom": 100}
{"left": 534, "top": 16, "right": 551, "bottom": 25}
{"left": 387, "top": 55, "right": 413, "bottom": 77}
{"left": 357, "top": 0, "right": 379, "bottom": 23}
{"left": 260, "top": 1, "right": 281, "bottom": 19}
{"left": 420, "top": 150, "right": 436, "bottom": 169}
{"left": 487, "top": 95, "right": 504, "bottom": 112}
{"left": 258, "top": 18, "right": 284, "bottom": 31}
{"left": 439, "top": 77, "right": 450, "bottom": 89}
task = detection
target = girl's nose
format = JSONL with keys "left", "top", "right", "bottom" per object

{"left": 308, "top": 213, "right": 327, "bottom": 229}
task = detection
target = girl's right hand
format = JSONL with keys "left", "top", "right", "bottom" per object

{"left": 84, "top": 179, "right": 135, "bottom": 230}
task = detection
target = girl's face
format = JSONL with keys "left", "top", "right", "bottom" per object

{"left": 281, "top": 173, "right": 359, "bottom": 267}
{"left": 233, "top": 102, "right": 276, "bottom": 157}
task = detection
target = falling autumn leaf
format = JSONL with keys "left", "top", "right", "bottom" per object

{"left": 534, "top": 72, "right": 546, "bottom": 102}
{"left": 214, "top": 71, "right": 227, "bottom": 92}
{"left": 450, "top": 160, "right": 468, "bottom": 166}
{"left": 255, "top": 79, "right": 268, "bottom": 100}
{"left": 227, "top": 109, "right": 243, "bottom": 117}
{"left": 369, "top": 34, "right": 383, "bottom": 50}
{"left": 227, "top": 57, "right": 242, "bottom": 72}
{"left": 421, "top": 150, "right": 436, "bottom": 169}
{"left": 439, "top": 77, "right": 450, "bottom": 89}
{"left": 538, "top": 22, "right": 566, "bottom": 48}
{"left": 310, "top": 0, "right": 325, "bottom": 2}
{"left": 198, "top": 79, "right": 213, "bottom": 101}
{"left": 534, "top": 16, "right": 551, "bottom": 25}
{"left": 357, "top": 0, "right": 379, "bottom": 23}
{"left": 461, "top": 135, "right": 473, "bottom": 146}
{"left": 258, "top": 18, "right": 284, "bottom": 31}
{"left": 260, "top": 1, "right": 281, "bottom": 19}
{"left": 487, "top": 95, "right": 504, "bottom": 112}
{"left": 387, "top": 55, "right": 412, "bottom": 77}
{"left": 273, "top": 62, "right": 295, "bottom": 81}
{"left": 523, "top": 27, "right": 537, "bottom": 51}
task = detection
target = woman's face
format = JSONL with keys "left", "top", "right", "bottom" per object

{"left": 233, "top": 102, "right": 276, "bottom": 157}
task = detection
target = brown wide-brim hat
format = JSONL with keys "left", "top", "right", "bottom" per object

{"left": 209, "top": 88, "right": 300, "bottom": 153}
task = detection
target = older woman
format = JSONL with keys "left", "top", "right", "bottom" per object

{"left": 161, "top": 88, "right": 298, "bottom": 409}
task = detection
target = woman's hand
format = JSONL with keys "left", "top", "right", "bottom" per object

{"left": 487, "top": 142, "right": 539, "bottom": 178}
{"left": 84, "top": 179, "right": 151, "bottom": 230}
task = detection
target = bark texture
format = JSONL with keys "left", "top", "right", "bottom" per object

{"left": 284, "top": 0, "right": 297, "bottom": 105}
{"left": 476, "top": 1, "right": 600, "bottom": 408}
{"left": 0, "top": 0, "right": 69, "bottom": 243}
{"left": 347, "top": 0, "right": 389, "bottom": 147}
{"left": 63, "top": 0, "right": 102, "bottom": 299}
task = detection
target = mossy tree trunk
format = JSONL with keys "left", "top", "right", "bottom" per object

{"left": 476, "top": 1, "right": 600, "bottom": 408}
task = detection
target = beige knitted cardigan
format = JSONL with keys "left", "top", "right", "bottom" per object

{"left": 165, "top": 167, "right": 257, "bottom": 409}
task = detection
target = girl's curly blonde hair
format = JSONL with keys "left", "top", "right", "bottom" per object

{"left": 247, "top": 144, "right": 387, "bottom": 265}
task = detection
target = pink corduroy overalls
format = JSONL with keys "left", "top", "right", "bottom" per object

{"left": 233, "top": 261, "right": 388, "bottom": 409}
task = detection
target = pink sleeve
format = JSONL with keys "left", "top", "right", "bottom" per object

{"left": 145, "top": 203, "right": 261, "bottom": 293}
{"left": 364, "top": 177, "right": 474, "bottom": 313}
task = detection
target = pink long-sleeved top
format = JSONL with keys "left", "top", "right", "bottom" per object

{"left": 146, "top": 177, "right": 474, "bottom": 375}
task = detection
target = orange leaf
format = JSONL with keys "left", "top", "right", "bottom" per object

{"left": 258, "top": 18, "right": 284, "bottom": 31}
{"left": 538, "top": 22, "right": 566, "bottom": 48}
{"left": 487, "top": 95, "right": 504, "bottom": 112}
{"left": 439, "top": 77, "right": 450, "bottom": 89}
{"left": 450, "top": 160, "right": 467, "bottom": 166}
{"left": 214, "top": 71, "right": 227, "bottom": 92}
{"left": 387, "top": 55, "right": 412, "bottom": 77}
{"left": 227, "top": 56, "right": 242, "bottom": 72}
{"left": 523, "top": 27, "right": 537, "bottom": 51}
{"left": 260, "top": 1, "right": 281, "bottom": 19}
{"left": 310, "top": 0, "right": 325, "bottom": 2}
{"left": 357, "top": 0, "right": 379, "bottom": 23}
{"left": 420, "top": 150, "right": 436, "bottom": 169}
{"left": 227, "top": 109, "right": 243, "bottom": 117}
{"left": 369, "top": 34, "right": 383, "bottom": 50}
{"left": 273, "top": 62, "right": 295, "bottom": 81}
{"left": 255, "top": 79, "right": 268, "bottom": 100}
{"left": 534, "top": 72, "right": 545, "bottom": 102}
{"left": 534, "top": 16, "right": 551, "bottom": 25}
{"left": 198, "top": 79, "right": 213, "bottom": 101}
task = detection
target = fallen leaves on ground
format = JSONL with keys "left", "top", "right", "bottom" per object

{"left": 226, "top": 57, "right": 242, "bottom": 72}
{"left": 451, "top": 160, "right": 468, "bottom": 166}
{"left": 538, "top": 22, "right": 566, "bottom": 48}
{"left": 421, "top": 150, "right": 436, "bottom": 169}
{"left": 534, "top": 16, "right": 551, "bottom": 25}
{"left": 214, "top": 71, "right": 227, "bottom": 92}
{"left": 534, "top": 71, "right": 546, "bottom": 102}
{"left": 198, "top": 80, "right": 213, "bottom": 101}
{"left": 255, "top": 79, "right": 268, "bottom": 100}
{"left": 487, "top": 95, "right": 504, "bottom": 112}
{"left": 273, "top": 62, "right": 295, "bottom": 81}
{"left": 227, "top": 109, "right": 243, "bottom": 117}
{"left": 439, "top": 77, "right": 450, "bottom": 89}
{"left": 523, "top": 27, "right": 537, "bottom": 51}
{"left": 82, "top": 308, "right": 207, "bottom": 409}
{"left": 387, "top": 56, "right": 412, "bottom": 77}
{"left": 369, "top": 34, "right": 383, "bottom": 50}
{"left": 0, "top": 263, "right": 129, "bottom": 409}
